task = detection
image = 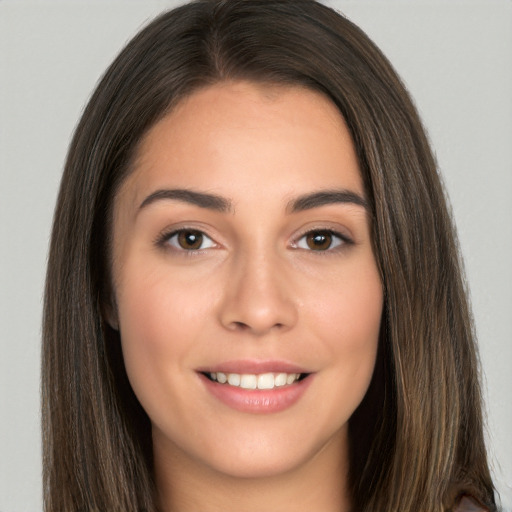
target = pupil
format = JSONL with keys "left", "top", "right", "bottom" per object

{"left": 307, "top": 232, "right": 332, "bottom": 250}
{"left": 178, "top": 231, "right": 202, "bottom": 250}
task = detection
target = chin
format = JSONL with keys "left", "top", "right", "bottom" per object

{"left": 193, "top": 425, "right": 345, "bottom": 481}
{"left": 211, "top": 453, "right": 305, "bottom": 480}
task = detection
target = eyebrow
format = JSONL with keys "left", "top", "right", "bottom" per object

{"left": 138, "top": 187, "right": 367, "bottom": 215}
{"left": 287, "top": 189, "right": 368, "bottom": 213}
{"left": 139, "top": 188, "right": 232, "bottom": 212}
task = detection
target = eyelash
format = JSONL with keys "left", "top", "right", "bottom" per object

{"left": 155, "top": 228, "right": 353, "bottom": 254}
{"left": 292, "top": 229, "right": 352, "bottom": 252}
{"left": 155, "top": 228, "right": 217, "bottom": 253}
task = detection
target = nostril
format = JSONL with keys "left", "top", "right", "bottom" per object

{"left": 229, "top": 320, "right": 286, "bottom": 332}
{"left": 232, "top": 321, "right": 249, "bottom": 330}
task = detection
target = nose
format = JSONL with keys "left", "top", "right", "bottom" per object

{"left": 218, "top": 250, "right": 298, "bottom": 336}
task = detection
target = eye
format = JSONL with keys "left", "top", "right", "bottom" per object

{"left": 165, "top": 229, "right": 216, "bottom": 251}
{"left": 294, "top": 230, "right": 347, "bottom": 251}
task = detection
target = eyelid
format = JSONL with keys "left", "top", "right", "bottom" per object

{"left": 154, "top": 224, "right": 353, "bottom": 254}
{"left": 290, "top": 227, "right": 353, "bottom": 251}
{"left": 155, "top": 227, "right": 218, "bottom": 252}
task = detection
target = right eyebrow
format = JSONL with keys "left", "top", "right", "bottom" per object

{"left": 138, "top": 188, "right": 232, "bottom": 213}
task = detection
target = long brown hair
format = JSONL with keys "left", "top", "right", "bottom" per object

{"left": 42, "top": 1, "right": 496, "bottom": 510}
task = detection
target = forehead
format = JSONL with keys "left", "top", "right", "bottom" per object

{"left": 117, "top": 81, "right": 363, "bottom": 211}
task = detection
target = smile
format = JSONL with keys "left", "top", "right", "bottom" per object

{"left": 199, "top": 364, "right": 313, "bottom": 413}
{"left": 206, "top": 372, "right": 304, "bottom": 390}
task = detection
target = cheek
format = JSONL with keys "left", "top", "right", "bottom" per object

{"left": 117, "top": 257, "right": 210, "bottom": 342}
{"left": 308, "top": 258, "right": 383, "bottom": 348}
{"left": 305, "top": 258, "right": 383, "bottom": 398}
{"left": 114, "top": 262, "right": 209, "bottom": 401}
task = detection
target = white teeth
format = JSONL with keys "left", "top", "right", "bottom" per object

{"left": 257, "top": 373, "right": 274, "bottom": 390}
{"left": 240, "top": 374, "right": 257, "bottom": 389}
{"left": 274, "top": 372, "right": 287, "bottom": 387}
{"left": 286, "top": 373, "right": 297, "bottom": 385}
{"left": 227, "top": 373, "right": 241, "bottom": 386}
{"left": 209, "top": 371, "right": 302, "bottom": 389}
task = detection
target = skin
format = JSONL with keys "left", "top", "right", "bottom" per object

{"left": 111, "top": 81, "right": 383, "bottom": 512}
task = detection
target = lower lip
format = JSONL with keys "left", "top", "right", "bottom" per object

{"left": 199, "top": 374, "right": 313, "bottom": 414}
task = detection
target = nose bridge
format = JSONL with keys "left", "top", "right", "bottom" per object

{"left": 218, "top": 240, "right": 297, "bottom": 335}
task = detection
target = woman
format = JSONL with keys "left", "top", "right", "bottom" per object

{"left": 42, "top": 1, "right": 497, "bottom": 510}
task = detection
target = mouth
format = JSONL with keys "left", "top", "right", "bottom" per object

{"left": 198, "top": 364, "right": 313, "bottom": 413}
{"left": 201, "top": 371, "right": 310, "bottom": 390}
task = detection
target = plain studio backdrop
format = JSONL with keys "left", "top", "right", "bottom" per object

{"left": 0, "top": 1, "right": 511, "bottom": 510}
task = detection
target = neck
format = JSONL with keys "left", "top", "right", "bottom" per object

{"left": 154, "top": 431, "right": 351, "bottom": 512}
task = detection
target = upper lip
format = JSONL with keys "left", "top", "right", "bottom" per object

{"left": 196, "top": 359, "right": 311, "bottom": 375}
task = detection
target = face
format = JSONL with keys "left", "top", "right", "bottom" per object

{"left": 111, "top": 82, "right": 383, "bottom": 480}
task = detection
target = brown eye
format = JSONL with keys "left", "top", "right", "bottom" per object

{"left": 295, "top": 230, "right": 346, "bottom": 251}
{"left": 306, "top": 231, "right": 333, "bottom": 250}
{"left": 164, "top": 229, "right": 215, "bottom": 251}
{"left": 177, "top": 230, "right": 203, "bottom": 250}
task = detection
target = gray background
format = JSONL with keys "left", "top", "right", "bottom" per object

{"left": 1, "top": 1, "right": 511, "bottom": 510}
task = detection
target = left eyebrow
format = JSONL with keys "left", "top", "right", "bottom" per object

{"left": 287, "top": 189, "right": 368, "bottom": 213}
